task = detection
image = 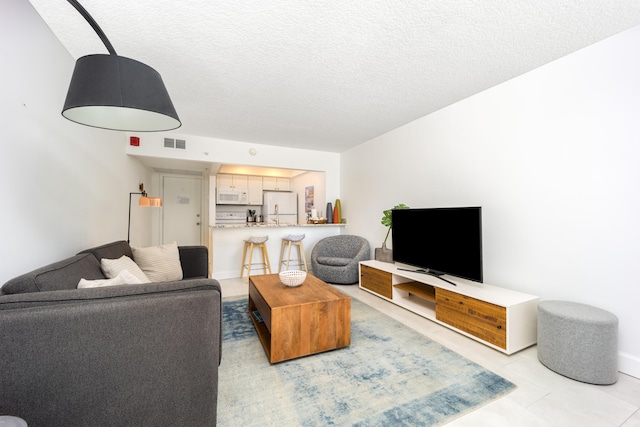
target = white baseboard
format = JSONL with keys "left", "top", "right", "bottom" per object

{"left": 619, "top": 352, "right": 640, "bottom": 380}
{"left": 213, "top": 270, "right": 243, "bottom": 280}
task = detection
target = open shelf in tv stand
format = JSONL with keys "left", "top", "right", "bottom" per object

{"left": 358, "top": 260, "right": 539, "bottom": 354}
{"left": 393, "top": 281, "right": 436, "bottom": 302}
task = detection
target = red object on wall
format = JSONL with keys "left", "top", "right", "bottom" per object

{"left": 130, "top": 136, "right": 140, "bottom": 146}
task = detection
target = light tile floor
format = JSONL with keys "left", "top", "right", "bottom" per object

{"left": 218, "top": 277, "right": 640, "bottom": 427}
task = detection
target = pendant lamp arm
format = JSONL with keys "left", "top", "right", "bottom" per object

{"left": 67, "top": 0, "right": 117, "bottom": 55}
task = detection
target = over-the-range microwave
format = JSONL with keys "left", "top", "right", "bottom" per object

{"left": 216, "top": 188, "right": 248, "bottom": 205}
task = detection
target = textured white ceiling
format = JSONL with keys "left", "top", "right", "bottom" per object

{"left": 28, "top": 0, "right": 640, "bottom": 153}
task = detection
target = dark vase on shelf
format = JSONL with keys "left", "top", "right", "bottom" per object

{"left": 326, "top": 202, "right": 333, "bottom": 224}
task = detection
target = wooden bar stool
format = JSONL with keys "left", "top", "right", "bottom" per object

{"left": 279, "top": 234, "right": 308, "bottom": 273}
{"left": 240, "top": 236, "right": 272, "bottom": 278}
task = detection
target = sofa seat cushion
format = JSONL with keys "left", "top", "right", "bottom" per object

{"left": 132, "top": 242, "right": 183, "bottom": 282}
{"left": 2, "top": 254, "right": 104, "bottom": 294}
{"left": 316, "top": 256, "right": 352, "bottom": 267}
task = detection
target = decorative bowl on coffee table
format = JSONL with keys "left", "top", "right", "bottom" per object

{"left": 279, "top": 270, "right": 306, "bottom": 287}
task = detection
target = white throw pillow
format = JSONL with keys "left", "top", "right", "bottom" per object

{"left": 131, "top": 241, "right": 183, "bottom": 282}
{"left": 78, "top": 269, "right": 144, "bottom": 289}
{"left": 101, "top": 255, "right": 150, "bottom": 283}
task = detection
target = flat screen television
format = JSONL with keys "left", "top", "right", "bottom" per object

{"left": 391, "top": 207, "right": 483, "bottom": 283}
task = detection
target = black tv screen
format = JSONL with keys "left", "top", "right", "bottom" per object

{"left": 391, "top": 207, "right": 483, "bottom": 282}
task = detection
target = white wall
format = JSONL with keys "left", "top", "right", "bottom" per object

{"left": 0, "top": 0, "right": 153, "bottom": 284}
{"left": 292, "top": 170, "right": 327, "bottom": 221}
{"left": 342, "top": 25, "right": 640, "bottom": 378}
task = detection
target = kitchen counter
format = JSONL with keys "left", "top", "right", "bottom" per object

{"left": 213, "top": 223, "right": 347, "bottom": 228}
{"left": 210, "top": 224, "right": 347, "bottom": 279}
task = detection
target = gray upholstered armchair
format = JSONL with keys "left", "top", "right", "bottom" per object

{"left": 310, "top": 235, "right": 370, "bottom": 284}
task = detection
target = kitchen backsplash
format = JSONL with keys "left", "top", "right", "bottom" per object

{"left": 216, "top": 205, "right": 263, "bottom": 216}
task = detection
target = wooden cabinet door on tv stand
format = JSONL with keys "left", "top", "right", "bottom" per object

{"left": 358, "top": 260, "right": 538, "bottom": 354}
{"left": 360, "top": 264, "right": 393, "bottom": 299}
{"left": 436, "top": 288, "right": 507, "bottom": 349}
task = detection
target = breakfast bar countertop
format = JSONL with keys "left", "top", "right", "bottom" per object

{"left": 209, "top": 223, "right": 346, "bottom": 279}
{"left": 213, "top": 223, "right": 347, "bottom": 228}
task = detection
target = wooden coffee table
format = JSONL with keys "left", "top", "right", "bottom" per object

{"left": 248, "top": 273, "right": 351, "bottom": 363}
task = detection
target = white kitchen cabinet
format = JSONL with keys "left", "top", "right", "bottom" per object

{"left": 217, "top": 174, "right": 248, "bottom": 189}
{"left": 262, "top": 177, "right": 290, "bottom": 191}
{"left": 247, "top": 176, "right": 263, "bottom": 205}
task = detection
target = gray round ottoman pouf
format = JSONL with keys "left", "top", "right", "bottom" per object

{"left": 537, "top": 300, "right": 618, "bottom": 385}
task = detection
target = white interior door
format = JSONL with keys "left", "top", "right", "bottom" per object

{"left": 162, "top": 176, "right": 203, "bottom": 245}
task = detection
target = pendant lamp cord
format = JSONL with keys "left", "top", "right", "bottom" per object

{"left": 67, "top": 0, "right": 117, "bottom": 55}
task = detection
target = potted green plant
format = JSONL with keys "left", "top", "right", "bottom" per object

{"left": 375, "top": 203, "right": 409, "bottom": 262}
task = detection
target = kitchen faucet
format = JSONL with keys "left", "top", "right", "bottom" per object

{"left": 272, "top": 204, "right": 279, "bottom": 225}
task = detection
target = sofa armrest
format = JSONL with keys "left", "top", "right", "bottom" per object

{"left": 178, "top": 245, "right": 209, "bottom": 278}
{"left": 0, "top": 279, "right": 221, "bottom": 426}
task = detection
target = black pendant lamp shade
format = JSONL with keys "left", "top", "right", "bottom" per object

{"left": 61, "top": 0, "right": 181, "bottom": 132}
{"left": 62, "top": 54, "right": 181, "bottom": 131}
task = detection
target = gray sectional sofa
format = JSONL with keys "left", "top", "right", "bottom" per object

{"left": 0, "top": 241, "right": 222, "bottom": 426}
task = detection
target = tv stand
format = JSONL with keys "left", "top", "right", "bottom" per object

{"left": 397, "top": 268, "right": 457, "bottom": 286}
{"left": 359, "top": 260, "right": 539, "bottom": 354}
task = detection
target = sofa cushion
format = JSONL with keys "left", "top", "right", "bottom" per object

{"left": 316, "top": 256, "right": 352, "bottom": 267}
{"left": 78, "top": 269, "right": 144, "bottom": 289}
{"left": 101, "top": 255, "right": 150, "bottom": 283}
{"left": 132, "top": 241, "right": 183, "bottom": 282}
{"left": 2, "top": 254, "right": 104, "bottom": 294}
{"left": 178, "top": 246, "right": 209, "bottom": 279}
{"left": 78, "top": 240, "right": 133, "bottom": 262}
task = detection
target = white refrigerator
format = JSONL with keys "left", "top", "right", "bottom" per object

{"left": 263, "top": 192, "right": 298, "bottom": 225}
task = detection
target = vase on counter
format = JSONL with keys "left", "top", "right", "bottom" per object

{"left": 326, "top": 202, "right": 333, "bottom": 224}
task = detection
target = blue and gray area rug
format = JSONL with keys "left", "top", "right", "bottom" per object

{"left": 218, "top": 297, "right": 515, "bottom": 426}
